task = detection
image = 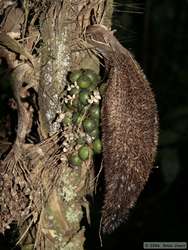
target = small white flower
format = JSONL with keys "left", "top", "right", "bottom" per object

{"left": 63, "top": 147, "right": 68, "bottom": 152}
{"left": 67, "top": 95, "right": 72, "bottom": 100}
{"left": 67, "top": 85, "right": 72, "bottom": 91}
{"left": 93, "top": 98, "right": 99, "bottom": 104}
{"left": 74, "top": 82, "right": 79, "bottom": 89}
{"left": 86, "top": 134, "right": 92, "bottom": 144}
{"left": 63, "top": 141, "right": 69, "bottom": 147}
{"left": 93, "top": 90, "right": 101, "bottom": 100}
{"left": 88, "top": 99, "right": 94, "bottom": 104}
{"left": 59, "top": 113, "right": 65, "bottom": 119}
{"left": 57, "top": 113, "right": 65, "bottom": 122}
{"left": 69, "top": 133, "right": 74, "bottom": 141}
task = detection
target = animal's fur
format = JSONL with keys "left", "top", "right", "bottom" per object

{"left": 86, "top": 24, "right": 158, "bottom": 233}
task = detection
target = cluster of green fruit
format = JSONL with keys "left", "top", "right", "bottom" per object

{"left": 64, "top": 69, "right": 104, "bottom": 167}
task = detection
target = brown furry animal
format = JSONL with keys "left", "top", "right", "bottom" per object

{"left": 86, "top": 24, "right": 158, "bottom": 234}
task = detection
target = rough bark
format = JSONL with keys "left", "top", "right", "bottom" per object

{"left": 0, "top": 0, "right": 113, "bottom": 249}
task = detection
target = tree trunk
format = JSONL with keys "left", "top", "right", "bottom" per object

{"left": 0, "top": 0, "right": 113, "bottom": 249}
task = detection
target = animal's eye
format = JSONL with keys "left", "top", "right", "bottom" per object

{"left": 86, "top": 33, "right": 92, "bottom": 39}
{"left": 88, "top": 34, "right": 93, "bottom": 39}
{"left": 87, "top": 34, "right": 97, "bottom": 43}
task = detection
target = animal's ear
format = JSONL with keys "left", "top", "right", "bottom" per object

{"left": 90, "top": 9, "right": 97, "bottom": 25}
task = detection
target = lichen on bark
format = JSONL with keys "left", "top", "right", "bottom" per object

{"left": 35, "top": 0, "right": 113, "bottom": 249}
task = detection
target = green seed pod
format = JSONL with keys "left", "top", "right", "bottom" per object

{"left": 93, "top": 138, "right": 102, "bottom": 154}
{"left": 69, "top": 70, "right": 83, "bottom": 83}
{"left": 89, "top": 104, "right": 100, "bottom": 120}
{"left": 84, "top": 69, "right": 101, "bottom": 83}
{"left": 99, "top": 83, "right": 108, "bottom": 96}
{"left": 79, "top": 90, "right": 89, "bottom": 105}
{"left": 78, "top": 145, "right": 90, "bottom": 161}
{"left": 66, "top": 97, "right": 79, "bottom": 110}
{"left": 83, "top": 118, "right": 96, "bottom": 133}
{"left": 62, "top": 103, "right": 69, "bottom": 112}
{"left": 76, "top": 137, "right": 86, "bottom": 145}
{"left": 77, "top": 75, "right": 92, "bottom": 89}
{"left": 72, "top": 97, "right": 79, "bottom": 108}
{"left": 69, "top": 87, "right": 78, "bottom": 96}
{"left": 72, "top": 112, "right": 82, "bottom": 125}
{"left": 89, "top": 128, "right": 100, "bottom": 138}
{"left": 94, "top": 118, "right": 100, "bottom": 126}
{"left": 77, "top": 102, "right": 85, "bottom": 112}
{"left": 63, "top": 114, "right": 72, "bottom": 126}
{"left": 69, "top": 153, "right": 82, "bottom": 167}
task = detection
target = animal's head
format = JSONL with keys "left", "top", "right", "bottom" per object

{"left": 86, "top": 24, "right": 115, "bottom": 59}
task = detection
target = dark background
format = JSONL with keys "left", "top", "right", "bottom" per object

{"left": 101, "top": 0, "right": 188, "bottom": 249}
{"left": 1, "top": 0, "right": 188, "bottom": 249}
